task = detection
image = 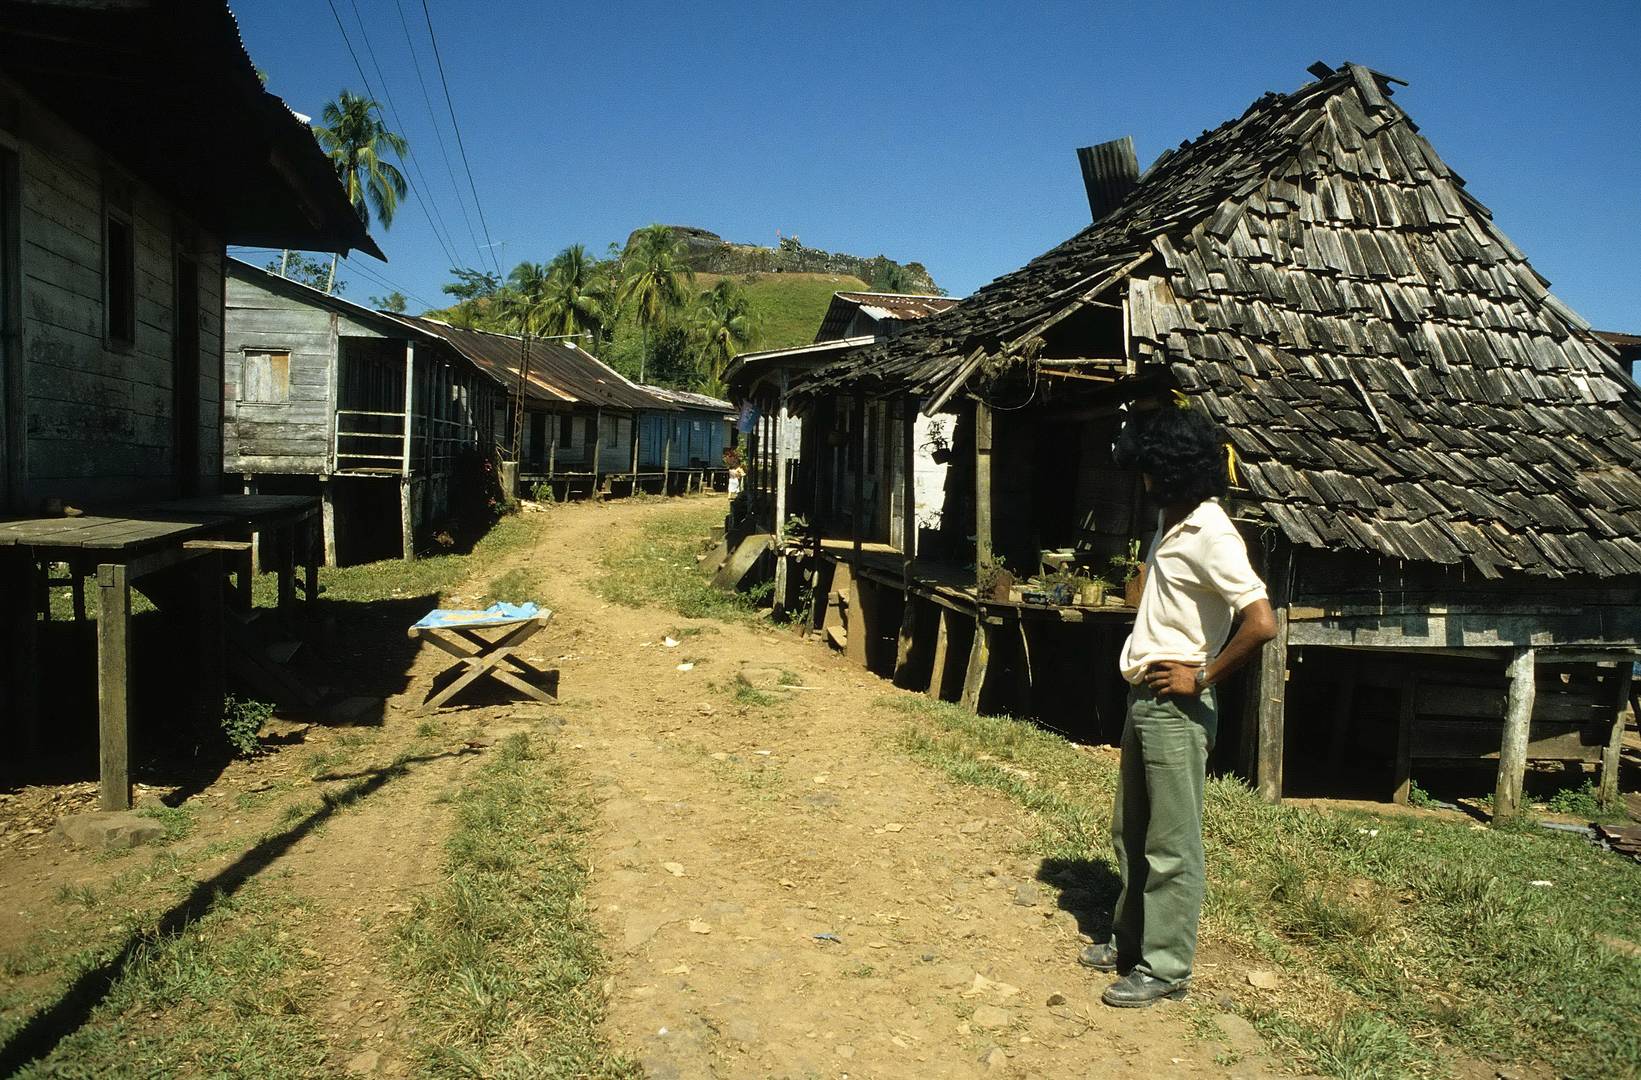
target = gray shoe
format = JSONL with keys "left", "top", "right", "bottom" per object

{"left": 1077, "top": 941, "right": 1120, "bottom": 972}
{"left": 1101, "top": 971, "right": 1188, "bottom": 1008}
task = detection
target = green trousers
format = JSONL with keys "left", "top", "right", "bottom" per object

{"left": 1110, "top": 683, "right": 1216, "bottom": 985}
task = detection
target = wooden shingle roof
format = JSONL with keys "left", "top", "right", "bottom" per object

{"left": 806, "top": 63, "right": 1641, "bottom": 579}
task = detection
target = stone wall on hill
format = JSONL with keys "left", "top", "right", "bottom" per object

{"left": 626, "top": 225, "right": 940, "bottom": 294}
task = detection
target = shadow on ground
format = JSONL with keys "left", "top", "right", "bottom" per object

{"left": 0, "top": 745, "right": 478, "bottom": 1076}
{"left": 1036, "top": 856, "right": 1122, "bottom": 943}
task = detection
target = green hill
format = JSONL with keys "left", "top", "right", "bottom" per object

{"left": 695, "top": 271, "right": 870, "bottom": 351}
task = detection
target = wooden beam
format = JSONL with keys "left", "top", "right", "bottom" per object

{"left": 1286, "top": 611, "right": 1641, "bottom": 649}
{"left": 3, "top": 553, "right": 40, "bottom": 753}
{"left": 1492, "top": 646, "right": 1536, "bottom": 821}
{"left": 96, "top": 562, "right": 132, "bottom": 812}
{"left": 195, "top": 551, "right": 225, "bottom": 730}
{"left": 960, "top": 618, "right": 992, "bottom": 714}
{"left": 590, "top": 408, "right": 602, "bottom": 489}
{"left": 974, "top": 400, "right": 993, "bottom": 581}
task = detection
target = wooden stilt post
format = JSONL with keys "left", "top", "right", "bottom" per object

{"left": 631, "top": 413, "right": 641, "bottom": 492}
{"left": 901, "top": 395, "right": 917, "bottom": 586}
{"left": 1493, "top": 646, "right": 1536, "bottom": 821}
{"left": 1393, "top": 675, "right": 1418, "bottom": 804}
{"left": 852, "top": 394, "right": 866, "bottom": 568}
{"left": 960, "top": 617, "right": 992, "bottom": 714}
{"left": 276, "top": 523, "right": 297, "bottom": 614}
{"left": 96, "top": 562, "right": 132, "bottom": 811}
{"left": 662, "top": 425, "right": 671, "bottom": 495}
{"left": 590, "top": 408, "right": 602, "bottom": 497}
{"left": 927, "top": 607, "right": 954, "bottom": 700}
{"left": 773, "top": 375, "right": 790, "bottom": 614}
{"left": 893, "top": 597, "right": 918, "bottom": 687}
{"left": 1599, "top": 666, "right": 1633, "bottom": 810}
{"left": 243, "top": 475, "right": 261, "bottom": 574}
{"left": 320, "top": 478, "right": 338, "bottom": 566}
{"left": 401, "top": 339, "right": 416, "bottom": 559}
{"left": 4, "top": 553, "right": 40, "bottom": 753}
{"left": 547, "top": 413, "right": 557, "bottom": 482}
{"left": 846, "top": 576, "right": 869, "bottom": 667}
{"left": 974, "top": 401, "right": 993, "bottom": 577}
{"left": 196, "top": 552, "right": 225, "bottom": 727}
{"left": 1256, "top": 546, "right": 1291, "bottom": 803}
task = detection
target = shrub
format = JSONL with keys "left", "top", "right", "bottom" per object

{"left": 221, "top": 694, "right": 275, "bottom": 758}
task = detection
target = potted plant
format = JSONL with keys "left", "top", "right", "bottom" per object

{"left": 976, "top": 554, "right": 1013, "bottom": 601}
{"left": 923, "top": 424, "right": 953, "bottom": 465}
{"left": 1110, "top": 540, "right": 1145, "bottom": 607}
{"left": 1077, "top": 573, "right": 1110, "bottom": 607}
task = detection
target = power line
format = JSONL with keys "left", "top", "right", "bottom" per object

{"left": 393, "top": 0, "right": 487, "bottom": 278}
{"left": 344, "top": 0, "right": 466, "bottom": 270}
{"left": 339, "top": 254, "right": 438, "bottom": 312}
{"left": 322, "top": 0, "right": 462, "bottom": 271}
{"left": 419, "top": 0, "right": 504, "bottom": 280}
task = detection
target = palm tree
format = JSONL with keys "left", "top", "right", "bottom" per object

{"left": 618, "top": 225, "right": 694, "bottom": 382}
{"left": 497, "top": 260, "right": 551, "bottom": 333}
{"left": 537, "top": 244, "right": 608, "bottom": 343}
{"left": 693, "top": 280, "right": 754, "bottom": 394}
{"left": 312, "top": 90, "right": 408, "bottom": 293}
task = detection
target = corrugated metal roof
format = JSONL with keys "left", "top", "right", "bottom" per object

{"left": 815, "top": 292, "right": 959, "bottom": 342}
{"left": 394, "top": 318, "right": 673, "bottom": 411}
{"left": 639, "top": 385, "right": 735, "bottom": 416}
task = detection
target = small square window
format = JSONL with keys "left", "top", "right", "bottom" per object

{"left": 242, "top": 350, "right": 291, "bottom": 404}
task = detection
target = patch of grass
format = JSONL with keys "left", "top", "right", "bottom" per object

{"left": 14, "top": 886, "right": 329, "bottom": 1079}
{"left": 54, "top": 883, "right": 101, "bottom": 911}
{"left": 595, "top": 504, "right": 761, "bottom": 623}
{"left": 777, "top": 669, "right": 803, "bottom": 687}
{"left": 393, "top": 733, "right": 640, "bottom": 1078}
{"left": 416, "top": 718, "right": 443, "bottom": 738}
{"left": 694, "top": 271, "right": 872, "bottom": 351}
{"left": 137, "top": 802, "right": 197, "bottom": 844}
{"left": 252, "top": 512, "right": 539, "bottom": 609}
{"left": 1543, "top": 778, "right": 1623, "bottom": 821}
{"left": 478, "top": 565, "right": 549, "bottom": 608}
{"left": 729, "top": 675, "right": 780, "bottom": 708}
{"left": 885, "top": 695, "right": 1641, "bottom": 1080}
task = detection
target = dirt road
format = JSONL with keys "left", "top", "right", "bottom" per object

{"left": 524, "top": 497, "right": 1286, "bottom": 1078}
{"left": 1, "top": 496, "right": 1291, "bottom": 1078}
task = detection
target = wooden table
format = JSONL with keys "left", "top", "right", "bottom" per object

{"left": 407, "top": 608, "right": 558, "bottom": 711}
{"left": 0, "top": 494, "right": 321, "bottom": 810}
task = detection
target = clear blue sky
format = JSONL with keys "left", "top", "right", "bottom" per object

{"left": 233, "top": 0, "right": 1640, "bottom": 330}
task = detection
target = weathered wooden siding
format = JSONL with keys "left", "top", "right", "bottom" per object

{"left": 637, "top": 410, "right": 729, "bottom": 469}
{"left": 223, "top": 275, "right": 394, "bottom": 476}
{"left": 6, "top": 78, "right": 225, "bottom": 507}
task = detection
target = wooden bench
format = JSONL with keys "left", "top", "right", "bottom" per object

{"left": 407, "top": 606, "right": 558, "bottom": 712}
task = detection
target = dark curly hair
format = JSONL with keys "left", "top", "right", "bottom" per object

{"left": 1113, "top": 404, "right": 1228, "bottom": 508}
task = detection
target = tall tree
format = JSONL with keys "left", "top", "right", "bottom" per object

{"left": 537, "top": 244, "right": 608, "bottom": 344}
{"left": 498, "top": 260, "right": 552, "bottom": 333}
{"left": 617, "top": 225, "right": 694, "bottom": 382}
{"left": 693, "top": 280, "right": 754, "bottom": 394}
{"left": 312, "top": 89, "right": 408, "bottom": 293}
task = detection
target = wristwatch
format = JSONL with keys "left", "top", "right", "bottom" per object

{"left": 1194, "top": 667, "right": 1210, "bottom": 692}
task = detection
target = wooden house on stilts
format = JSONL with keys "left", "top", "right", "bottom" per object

{"left": 224, "top": 260, "right": 502, "bottom": 564}
{"left": 787, "top": 63, "right": 1641, "bottom": 811}
{"left": 0, "top": 0, "right": 377, "bottom": 807}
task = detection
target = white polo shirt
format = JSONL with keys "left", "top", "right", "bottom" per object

{"left": 1118, "top": 499, "right": 1267, "bottom": 685}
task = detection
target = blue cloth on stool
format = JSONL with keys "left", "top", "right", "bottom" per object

{"left": 412, "top": 602, "right": 540, "bottom": 630}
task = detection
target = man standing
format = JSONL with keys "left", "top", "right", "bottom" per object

{"left": 1083, "top": 404, "right": 1277, "bottom": 1007}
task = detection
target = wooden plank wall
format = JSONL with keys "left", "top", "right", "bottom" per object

{"left": 8, "top": 81, "right": 224, "bottom": 507}
{"left": 224, "top": 274, "right": 392, "bottom": 476}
